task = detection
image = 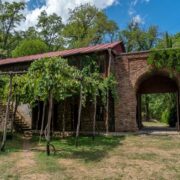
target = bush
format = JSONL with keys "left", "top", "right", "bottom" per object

{"left": 168, "top": 106, "right": 177, "bottom": 127}
{"left": 161, "top": 106, "right": 177, "bottom": 127}
{"left": 160, "top": 109, "right": 169, "bottom": 124}
{"left": 12, "top": 39, "right": 48, "bottom": 57}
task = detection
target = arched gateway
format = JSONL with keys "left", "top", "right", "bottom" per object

{"left": 114, "top": 51, "right": 180, "bottom": 131}
{"left": 0, "top": 42, "right": 179, "bottom": 132}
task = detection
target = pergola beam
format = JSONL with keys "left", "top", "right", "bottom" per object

{"left": 0, "top": 71, "right": 27, "bottom": 76}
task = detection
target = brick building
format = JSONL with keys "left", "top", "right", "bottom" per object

{"left": 0, "top": 42, "right": 179, "bottom": 132}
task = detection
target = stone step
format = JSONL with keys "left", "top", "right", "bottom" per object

{"left": 0, "top": 103, "right": 31, "bottom": 133}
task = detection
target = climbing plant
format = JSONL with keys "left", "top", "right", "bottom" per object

{"left": 145, "top": 48, "right": 180, "bottom": 128}
{"left": 147, "top": 48, "right": 180, "bottom": 73}
{"left": 0, "top": 55, "right": 118, "bottom": 153}
{"left": 22, "top": 57, "right": 81, "bottom": 155}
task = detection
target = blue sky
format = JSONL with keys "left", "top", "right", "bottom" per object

{"left": 105, "top": 0, "right": 180, "bottom": 34}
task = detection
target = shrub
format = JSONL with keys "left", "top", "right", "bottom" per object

{"left": 12, "top": 39, "right": 48, "bottom": 57}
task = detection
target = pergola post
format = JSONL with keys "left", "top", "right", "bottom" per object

{"left": 137, "top": 93, "right": 142, "bottom": 129}
{"left": 0, "top": 74, "right": 13, "bottom": 151}
{"left": 177, "top": 90, "right": 180, "bottom": 132}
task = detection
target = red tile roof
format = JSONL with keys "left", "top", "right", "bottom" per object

{"left": 0, "top": 41, "right": 124, "bottom": 66}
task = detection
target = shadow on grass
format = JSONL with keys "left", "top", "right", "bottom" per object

{"left": 0, "top": 133, "right": 125, "bottom": 162}
{"left": 0, "top": 133, "right": 23, "bottom": 155}
{"left": 34, "top": 135, "right": 125, "bottom": 162}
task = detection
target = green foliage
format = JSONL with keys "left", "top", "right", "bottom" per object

{"left": 12, "top": 56, "right": 117, "bottom": 111}
{"left": 161, "top": 106, "right": 177, "bottom": 127}
{"left": 37, "top": 10, "right": 64, "bottom": 50}
{"left": 0, "top": 76, "right": 9, "bottom": 102}
{"left": 22, "top": 26, "right": 39, "bottom": 40}
{"left": 141, "top": 93, "right": 177, "bottom": 127}
{"left": 161, "top": 109, "right": 169, "bottom": 124}
{"left": 63, "top": 3, "right": 118, "bottom": 48}
{"left": 0, "top": 1, "right": 25, "bottom": 57}
{"left": 173, "top": 33, "right": 180, "bottom": 48}
{"left": 147, "top": 48, "right": 180, "bottom": 73}
{"left": 78, "top": 59, "right": 117, "bottom": 106}
{"left": 157, "top": 32, "right": 180, "bottom": 49}
{"left": 167, "top": 105, "right": 177, "bottom": 127}
{"left": 12, "top": 74, "right": 34, "bottom": 104}
{"left": 12, "top": 39, "right": 48, "bottom": 57}
{"left": 15, "top": 57, "right": 81, "bottom": 106}
{"left": 119, "top": 22, "right": 159, "bottom": 52}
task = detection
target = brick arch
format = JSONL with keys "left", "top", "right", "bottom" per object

{"left": 135, "top": 72, "right": 179, "bottom": 129}
{"left": 135, "top": 70, "right": 179, "bottom": 94}
{"left": 114, "top": 52, "right": 180, "bottom": 132}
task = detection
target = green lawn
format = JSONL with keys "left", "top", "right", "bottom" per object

{"left": 0, "top": 134, "right": 180, "bottom": 179}
{"left": 143, "top": 121, "right": 169, "bottom": 127}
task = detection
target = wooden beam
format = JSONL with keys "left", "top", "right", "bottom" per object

{"left": 0, "top": 71, "right": 27, "bottom": 76}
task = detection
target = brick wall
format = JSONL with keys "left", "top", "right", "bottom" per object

{"left": 114, "top": 52, "right": 180, "bottom": 132}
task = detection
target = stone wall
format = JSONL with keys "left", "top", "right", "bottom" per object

{"left": 17, "top": 104, "right": 32, "bottom": 126}
{"left": 0, "top": 103, "right": 11, "bottom": 131}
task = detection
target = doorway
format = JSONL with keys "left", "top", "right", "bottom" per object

{"left": 136, "top": 74, "right": 180, "bottom": 131}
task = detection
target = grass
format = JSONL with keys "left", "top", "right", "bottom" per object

{"left": 0, "top": 134, "right": 180, "bottom": 179}
{"left": 143, "top": 120, "right": 169, "bottom": 127}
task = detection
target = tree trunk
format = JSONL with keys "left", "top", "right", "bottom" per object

{"left": 11, "top": 95, "right": 19, "bottom": 136}
{"left": 105, "top": 49, "right": 112, "bottom": 134}
{"left": 39, "top": 101, "right": 46, "bottom": 143}
{"left": 36, "top": 100, "right": 41, "bottom": 131}
{"left": 46, "top": 93, "right": 53, "bottom": 156}
{"left": 62, "top": 100, "right": 66, "bottom": 138}
{"left": 145, "top": 96, "right": 150, "bottom": 121}
{"left": 92, "top": 95, "right": 97, "bottom": 141}
{"left": 75, "top": 84, "right": 83, "bottom": 147}
{"left": 51, "top": 101, "right": 54, "bottom": 134}
{"left": 105, "top": 92, "right": 109, "bottom": 134}
{"left": 0, "top": 74, "right": 13, "bottom": 151}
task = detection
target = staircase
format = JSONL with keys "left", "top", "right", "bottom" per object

{"left": 0, "top": 102, "right": 32, "bottom": 135}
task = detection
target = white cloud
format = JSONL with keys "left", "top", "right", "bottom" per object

{"left": 2, "top": 0, "right": 118, "bottom": 30}
{"left": 132, "top": 14, "right": 144, "bottom": 25}
{"left": 128, "top": 0, "right": 148, "bottom": 24}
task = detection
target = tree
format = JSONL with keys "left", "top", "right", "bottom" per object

{"left": 156, "top": 32, "right": 173, "bottom": 48}
{"left": 141, "top": 93, "right": 177, "bottom": 127}
{"left": 63, "top": 4, "right": 118, "bottom": 48}
{"left": 0, "top": 74, "right": 13, "bottom": 151}
{"left": 22, "top": 26, "right": 39, "bottom": 40}
{"left": 21, "top": 57, "right": 81, "bottom": 155}
{"left": 74, "top": 59, "right": 117, "bottom": 142}
{"left": 156, "top": 32, "right": 180, "bottom": 49}
{"left": 173, "top": 32, "right": 180, "bottom": 48}
{"left": 119, "top": 22, "right": 159, "bottom": 52}
{"left": 12, "top": 39, "right": 48, "bottom": 57}
{"left": 37, "top": 11, "right": 64, "bottom": 51}
{"left": 0, "top": 1, "right": 25, "bottom": 57}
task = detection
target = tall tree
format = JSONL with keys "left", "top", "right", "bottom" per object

{"left": 173, "top": 32, "right": 180, "bottom": 48}
{"left": 0, "top": 2, "right": 25, "bottom": 57}
{"left": 157, "top": 32, "right": 180, "bottom": 49}
{"left": 22, "top": 26, "right": 39, "bottom": 40}
{"left": 119, "top": 22, "right": 159, "bottom": 52}
{"left": 37, "top": 11, "right": 64, "bottom": 51}
{"left": 63, "top": 4, "right": 118, "bottom": 48}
